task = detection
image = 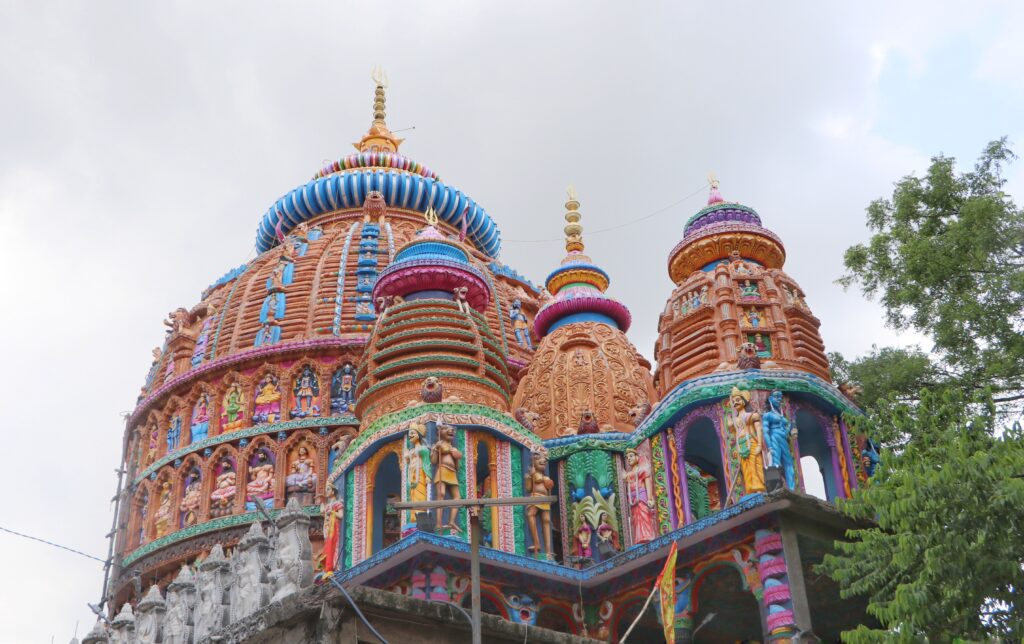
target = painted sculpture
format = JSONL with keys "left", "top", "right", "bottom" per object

{"left": 180, "top": 469, "right": 202, "bottom": 527}
{"left": 285, "top": 445, "right": 317, "bottom": 501}
{"left": 220, "top": 384, "right": 246, "bottom": 432}
{"left": 253, "top": 375, "right": 282, "bottom": 425}
{"left": 431, "top": 424, "right": 462, "bottom": 533}
{"left": 729, "top": 387, "right": 766, "bottom": 495}
{"left": 290, "top": 366, "right": 320, "bottom": 418}
{"left": 404, "top": 423, "right": 431, "bottom": 524}
{"left": 763, "top": 390, "right": 797, "bottom": 489}
{"left": 510, "top": 299, "right": 532, "bottom": 349}
{"left": 331, "top": 364, "right": 356, "bottom": 414}
{"left": 209, "top": 459, "right": 237, "bottom": 518}
{"left": 623, "top": 448, "right": 658, "bottom": 544}
{"left": 245, "top": 450, "right": 275, "bottom": 510}
{"left": 525, "top": 449, "right": 554, "bottom": 557}
{"left": 190, "top": 394, "right": 210, "bottom": 443}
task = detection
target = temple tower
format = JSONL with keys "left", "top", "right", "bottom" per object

{"left": 513, "top": 188, "right": 655, "bottom": 439}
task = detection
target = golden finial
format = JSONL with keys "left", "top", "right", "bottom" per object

{"left": 563, "top": 184, "right": 584, "bottom": 254}
{"left": 424, "top": 207, "right": 439, "bottom": 226}
{"left": 371, "top": 65, "right": 389, "bottom": 125}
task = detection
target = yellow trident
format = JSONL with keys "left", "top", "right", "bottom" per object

{"left": 424, "top": 207, "right": 439, "bottom": 226}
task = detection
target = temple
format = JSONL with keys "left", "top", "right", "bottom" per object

{"left": 87, "top": 73, "right": 877, "bottom": 643}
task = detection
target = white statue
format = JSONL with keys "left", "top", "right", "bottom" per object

{"left": 229, "top": 522, "right": 271, "bottom": 623}
{"left": 162, "top": 564, "right": 196, "bottom": 644}
{"left": 108, "top": 602, "right": 135, "bottom": 644}
{"left": 135, "top": 584, "right": 165, "bottom": 644}
{"left": 193, "top": 544, "right": 230, "bottom": 641}
{"left": 270, "top": 498, "right": 314, "bottom": 602}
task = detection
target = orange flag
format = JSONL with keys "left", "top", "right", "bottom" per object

{"left": 657, "top": 541, "right": 679, "bottom": 644}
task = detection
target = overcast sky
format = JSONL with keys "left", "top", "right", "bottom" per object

{"left": 2, "top": 2, "right": 1023, "bottom": 640}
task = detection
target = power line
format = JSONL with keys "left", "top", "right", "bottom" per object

{"left": 0, "top": 525, "right": 108, "bottom": 564}
{"left": 502, "top": 182, "right": 710, "bottom": 243}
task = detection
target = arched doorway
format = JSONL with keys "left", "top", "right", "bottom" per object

{"left": 796, "top": 410, "right": 838, "bottom": 501}
{"left": 683, "top": 417, "right": 726, "bottom": 518}
{"left": 371, "top": 452, "right": 401, "bottom": 553}
{"left": 691, "top": 566, "right": 763, "bottom": 640}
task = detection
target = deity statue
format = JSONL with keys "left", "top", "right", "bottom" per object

{"left": 290, "top": 366, "right": 320, "bottom": 418}
{"left": 285, "top": 445, "right": 317, "bottom": 499}
{"left": 145, "top": 425, "right": 160, "bottom": 465}
{"left": 728, "top": 387, "right": 766, "bottom": 495}
{"left": 166, "top": 416, "right": 182, "bottom": 452}
{"left": 154, "top": 481, "right": 173, "bottom": 538}
{"left": 190, "top": 394, "right": 210, "bottom": 443}
{"left": 285, "top": 444, "right": 316, "bottom": 486}
{"left": 510, "top": 299, "right": 533, "bottom": 349}
{"left": 163, "top": 565, "right": 197, "bottom": 644}
{"left": 331, "top": 363, "right": 356, "bottom": 413}
{"left": 230, "top": 524, "right": 270, "bottom": 623}
{"left": 209, "top": 459, "right": 237, "bottom": 517}
{"left": 740, "top": 280, "right": 760, "bottom": 300}
{"left": 321, "top": 497, "right": 345, "bottom": 574}
{"left": 762, "top": 390, "right": 797, "bottom": 489}
{"left": 404, "top": 423, "right": 431, "bottom": 523}
{"left": 749, "top": 307, "right": 762, "bottom": 328}
{"left": 623, "top": 448, "right": 658, "bottom": 543}
{"left": 252, "top": 375, "right": 281, "bottom": 425}
{"left": 751, "top": 332, "right": 771, "bottom": 358}
{"left": 699, "top": 285, "right": 709, "bottom": 304}
{"left": 245, "top": 451, "right": 275, "bottom": 510}
{"left": 164, "top": 307, "right": 193, "bottom": 336}
{"left": 741, "top": 307, "right": 753, "bottom": 327}
{"left": 596, "top": 511, "right": 620, "bottom": 552}
{"left": 574, "top": 520, "right": 593, "bottom": 560}
{"left": 221, "top": 383, "right": 246, "bottom": 432}
{"left": 180, "top": 473, "right": 202, "bottom": 527}
{"left": 453, "top": 286, "right": 470, "bottom": 313}
{"left": 525, "top": 449, "right": 554, "bottom": 556}
{"left": 431, "top": 424, "right": 463, "bottom": 533}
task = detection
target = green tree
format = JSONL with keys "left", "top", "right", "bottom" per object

{"left": 825, "top": 140, "right": 1024, "bottom": 640}
{"left": 839, "top": 139, "right": 1024, "bottom": 408}
{"left": 821, "top": 389, "right": 1024, "bottom": 641}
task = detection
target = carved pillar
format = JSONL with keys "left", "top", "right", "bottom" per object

{"left": 714, "top": 264, "right": 740, "bottom": 358}
{"left": 754, "top": 528, "right": 797, "bottom": 640}
{"left": 135, "top": 585, "right": 165, "bottom": 644}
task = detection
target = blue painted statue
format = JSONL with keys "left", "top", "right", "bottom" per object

{"left": 166, "top": 416, "right": 182, "bottom": 452}
{"left": 762, "top": 390, "right": 796, "bottom": 489}
{"left": 510, "top": 299, "right": 532, "bottom": 349}
{"left": 331, "top": 363, "right": 356, "bottom": 413}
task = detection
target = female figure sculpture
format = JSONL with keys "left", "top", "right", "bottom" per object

{"left": 253, "top": 376, "right": 281, "bottom": 425}
{"left": 575, "top": 521, "right": 593, "bottom": 559}
{"left": 729, "top": 387, "right": 766, "bottom": 495}
{"left": 623, "top": 448, "right": 658, "bottom": 544}
{"left": 221, "top": 384, "right": 245, "bottom": 432}
{"left": 596, "top": 511, "right": 620, "bottom": 552}
{"left": 285, "top": 446, "right": 317, "bottom": 497}
{"left": 191, "top": 394, "right": 210, "bottom": 443}
{"left": 762, "top": 390, "right": 797, "bottom": 489}
{"left": 404, "top": 423, "right": 431, "bottom": 511}
{"left": 321, "top": 497, "right": 345, "bottom": 574}
{"left": 331, "top": 364, "right": 356, "bottom": 413}
{"left": 525, "top": 449, "right": 554, "bottom": 556}
{"left": 180, "top": 472, "right": 203, "bottom": 527}
{"left": 430, "top": 424, "right": 463, "bottom": 533}
{"left": 154, "top": 481, "right": 174, "bottom": 537}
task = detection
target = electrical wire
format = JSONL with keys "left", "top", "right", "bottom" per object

{"left": 0, "top": 525, "right": 108, "bottom": 564}
{"left": 502, "top": 182, "right": 710, "bottom": 243}
{"left": 329, "top": 575, "right": 390, "bottom": 644}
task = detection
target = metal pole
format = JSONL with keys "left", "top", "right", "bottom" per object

{"left": 470, "top": 510, "right": 482, "bottom": 644}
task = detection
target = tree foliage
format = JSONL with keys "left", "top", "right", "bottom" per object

{"left": 821, "top": 389, "right": 1024, "bottom": 641}
{"left": 825, "top": 140, "right": 1024, "bottom": 640}
{"left": 839, "top": 139, "right": 1024, "bottom": 406}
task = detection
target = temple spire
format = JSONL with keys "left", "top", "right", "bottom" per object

{"left": 371, "top": 65, "right": 388, "bottom": 125}
{"left": 354, "top": 66, "right": 403, "bottom": 154}
{"left": 563, "top": 184, "right": 584, "bottom": 253}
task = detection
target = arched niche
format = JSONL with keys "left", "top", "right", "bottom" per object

{"left": 795, "top": 409, "right": 839, "bottom": 501}
{"left": 690, "top": 565, "right": 764, "bottom": 640}
{"left": 681, "top": 416, "right": 726, "bottom": 519}
{"left": 369, "top": 451, "right": 402, "bottom": 554}
{"left": 178, "top": 460, "right": 203, "bottom": 528}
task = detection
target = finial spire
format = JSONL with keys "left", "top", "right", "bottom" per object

{"left": 371, "top": 65, "right": 388, "bottom": 125}
{"left": 354, "top": 66, "right": 403, "bottom": 153}
{"left": 563, "top": 184, "right": 584, "bottom": 253}
{"left": 707, "top": 171, "right": 724, "bottom": 205}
